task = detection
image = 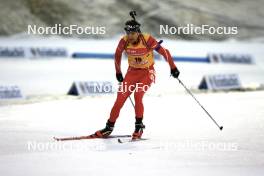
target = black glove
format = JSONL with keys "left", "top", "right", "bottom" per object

{"left": 171, "top": 67, "right": 180, "bottom": 78}
{"left": 116, "top": 73, "right": 124, "bottom": 82}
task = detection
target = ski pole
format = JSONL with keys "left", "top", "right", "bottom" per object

{"left": 128, "top": 95, "right": 135, "bottom": 108}
{"left": 177, "top": 78, "right": 223, "bottom": 131}
{"left": 118, "top": 82, "right": 135, "bottom": 109}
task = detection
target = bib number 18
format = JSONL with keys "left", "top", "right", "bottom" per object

{"left": 135, "top": 57, "right": 142, "bottom": 63}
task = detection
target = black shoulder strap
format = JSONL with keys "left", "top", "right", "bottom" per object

{"left": 139, "top": 34, "right": 150, "bottom": 51}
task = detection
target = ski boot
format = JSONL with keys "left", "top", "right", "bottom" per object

{"left": 95, "top": 120, "right": 115, "bottom": 138}
{"left": 132, "top": 118, "right": 145, "bottom": 140}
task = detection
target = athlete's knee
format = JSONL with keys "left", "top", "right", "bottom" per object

{"left": 134, "top": 92, "right": 144, "bottom": 104}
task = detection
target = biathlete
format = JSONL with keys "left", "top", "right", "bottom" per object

{"left": 94, "top": 14, "right": 180, "bottom": 140}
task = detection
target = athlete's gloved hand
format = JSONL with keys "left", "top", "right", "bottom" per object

{"left": 116, "top": 73, "right": 124, "bottom": 82}
{"left": 171, "top": 67, "right": 180, "bottom": 78}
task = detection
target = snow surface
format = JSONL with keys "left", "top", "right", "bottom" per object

{"left": 0, "top": 39, "right": 264, "bottom": 175}
{"left": 0, "top": 88, "right": 264, "bottom": 176}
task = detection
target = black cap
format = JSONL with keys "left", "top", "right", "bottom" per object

{"left": 124, "top": 20, "right": 141, "bottom": 33}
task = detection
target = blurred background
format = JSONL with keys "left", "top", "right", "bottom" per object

{"left": 1, "top": 0, "right": 264, "bottom": 40}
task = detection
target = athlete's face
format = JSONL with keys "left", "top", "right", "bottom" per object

{"left": 127, "top": 32, "right": 139, "bottom": 44}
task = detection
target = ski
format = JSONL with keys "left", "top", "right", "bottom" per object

{"left": 117, "top": 138, "right": 149, "bottom": 143}
{"left": 54, "top": 134, "right": 131, "bottom": 141}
